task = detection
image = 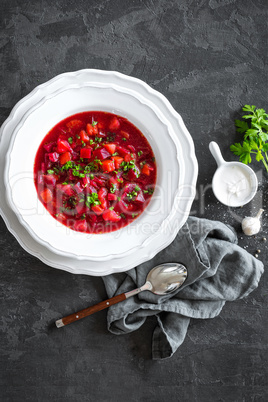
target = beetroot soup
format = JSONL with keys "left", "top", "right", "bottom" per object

{"left": 34, "top": 111, "right": 157, "bottom": 233}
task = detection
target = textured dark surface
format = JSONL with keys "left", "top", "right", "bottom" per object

{"left": 0, "top": 1, "right": 267, "bottom": 401}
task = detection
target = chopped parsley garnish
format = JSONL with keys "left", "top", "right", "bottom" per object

{"left": 122, "top": 138, "right": 127, "bottom": 141}
{"left": 144, "top": 188, "right": 154, "bottom": 195}
{"left": 138, "top": 151, "right": 143, "bottom": 157}
{"left": 107, "top": 133, "right": 115, "bottom": 142}
{"left": 68, "top": 137, "right": 73, "bottom": 144}
{"left": 61, "top": 161, "right": 75, "bottom": 171}
{"left": 84, "top": 165, "right": 91, "bottom": 174}
{"left": 47, "top": 169, "right": 54, "bottom": 174}
{"left": 90, "top": 139, "right": 94, "bottom": 145}
{"left": 120, "top": 160, "right": 136, "bottom": 172}
{"left": 120, "top": 160, "right": 140, "bottom": 177}
{"left": 85, "top": 193, "right": 101, "bottom": 208}
{"left": 72, "top": 164, "right": 85, "bottom": 178}
{"left": 61, "top": 161, "right": 86, "bottom": 177}
{"left": 95, "top": 136, "right": 102, "bottom": 143}
{"left": 92, "top": 120, "right": 98, "bottom": 126}
{"left": 110, "top": 183, "right": 117, "bottom": 193}
{"left": 120, "top": 213, "right": 126, "bottom": 219}
{"left": 85, "top": 160, "right": 101, "bottom": 172}
{"left": 140, "top": 161, "right": 146, "bottom": 168}
{"left": 67, "top": 196, "right": 78, "bottom": 207}
{"left": 127, "top": 186, "right": 140, "bottom": 201}
{"left": 132, "top": 213, "right": 138, "bottom": 218}
{"left": 60, "top": 160, "right": 102, "bottom": 177}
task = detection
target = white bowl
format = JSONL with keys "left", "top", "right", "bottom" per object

{"left": 209, "top": 141, "right": 258, "bottom": 207}
{"left": 1, "top": 69, "right": 198, "bottom": 275}
{"left": 5, "top": 81, "right": 185, "bottom": 261}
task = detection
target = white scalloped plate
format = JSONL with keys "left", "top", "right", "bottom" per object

{"left": 0, "top": 70, "right": 198, "bottom": 275}
{"left": 5, "top": 82, "right": 180, "bottom": 260}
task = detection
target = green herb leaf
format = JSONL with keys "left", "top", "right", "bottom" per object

{"left": 245, "top": 128, "right": 259, "bottom": 139}
{"left": 230, "top": 105, "right": 268, "bottom": 172}
{"left": 235, "top": 120, "right": 249, "bottom": 134}
{"left": 242, "top": 105, "right": 256, "bottom": 113}
{"left": 230, "top": 142, "right": 252, "bottom": 164}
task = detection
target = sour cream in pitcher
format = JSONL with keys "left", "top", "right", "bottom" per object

{"left": 213, "top": 164, "right": 253, "bottom": 207}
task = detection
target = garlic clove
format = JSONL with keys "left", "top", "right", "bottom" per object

{"left": 241, "top": 209, "right": 264, "bottom": 236}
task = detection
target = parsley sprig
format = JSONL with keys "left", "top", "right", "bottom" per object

{"left": 230, "top": 105, "right": 268, "bottom": 172}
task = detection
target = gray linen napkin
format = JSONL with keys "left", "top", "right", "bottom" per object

{"left": 102, "top": 217, "right": 264, "bottom": 359}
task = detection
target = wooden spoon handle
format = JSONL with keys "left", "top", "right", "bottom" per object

{"left": 55, "top": 293, "right": 126, "bottom": 328}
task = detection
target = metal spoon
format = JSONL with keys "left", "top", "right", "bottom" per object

{"left": 55, "top": 263, "right": 187, "bottom": 328}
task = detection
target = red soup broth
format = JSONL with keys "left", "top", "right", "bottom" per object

{"left": 34, "top": 111, "right": 157, "bottom": 234}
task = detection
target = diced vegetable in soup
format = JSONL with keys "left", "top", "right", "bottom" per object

{"left": 34, "top": 111, "right": 157, "bottom": 234}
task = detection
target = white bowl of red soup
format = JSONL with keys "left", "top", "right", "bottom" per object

{"left": 5, "top": 83, "right": 181, "bottom": 260}
{"left": 34, "top": 111, "right": 156, "bottom": 234}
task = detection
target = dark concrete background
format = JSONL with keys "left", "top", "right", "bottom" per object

{"left": 0, "top": 1, "right": 267, "bottom": 401}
